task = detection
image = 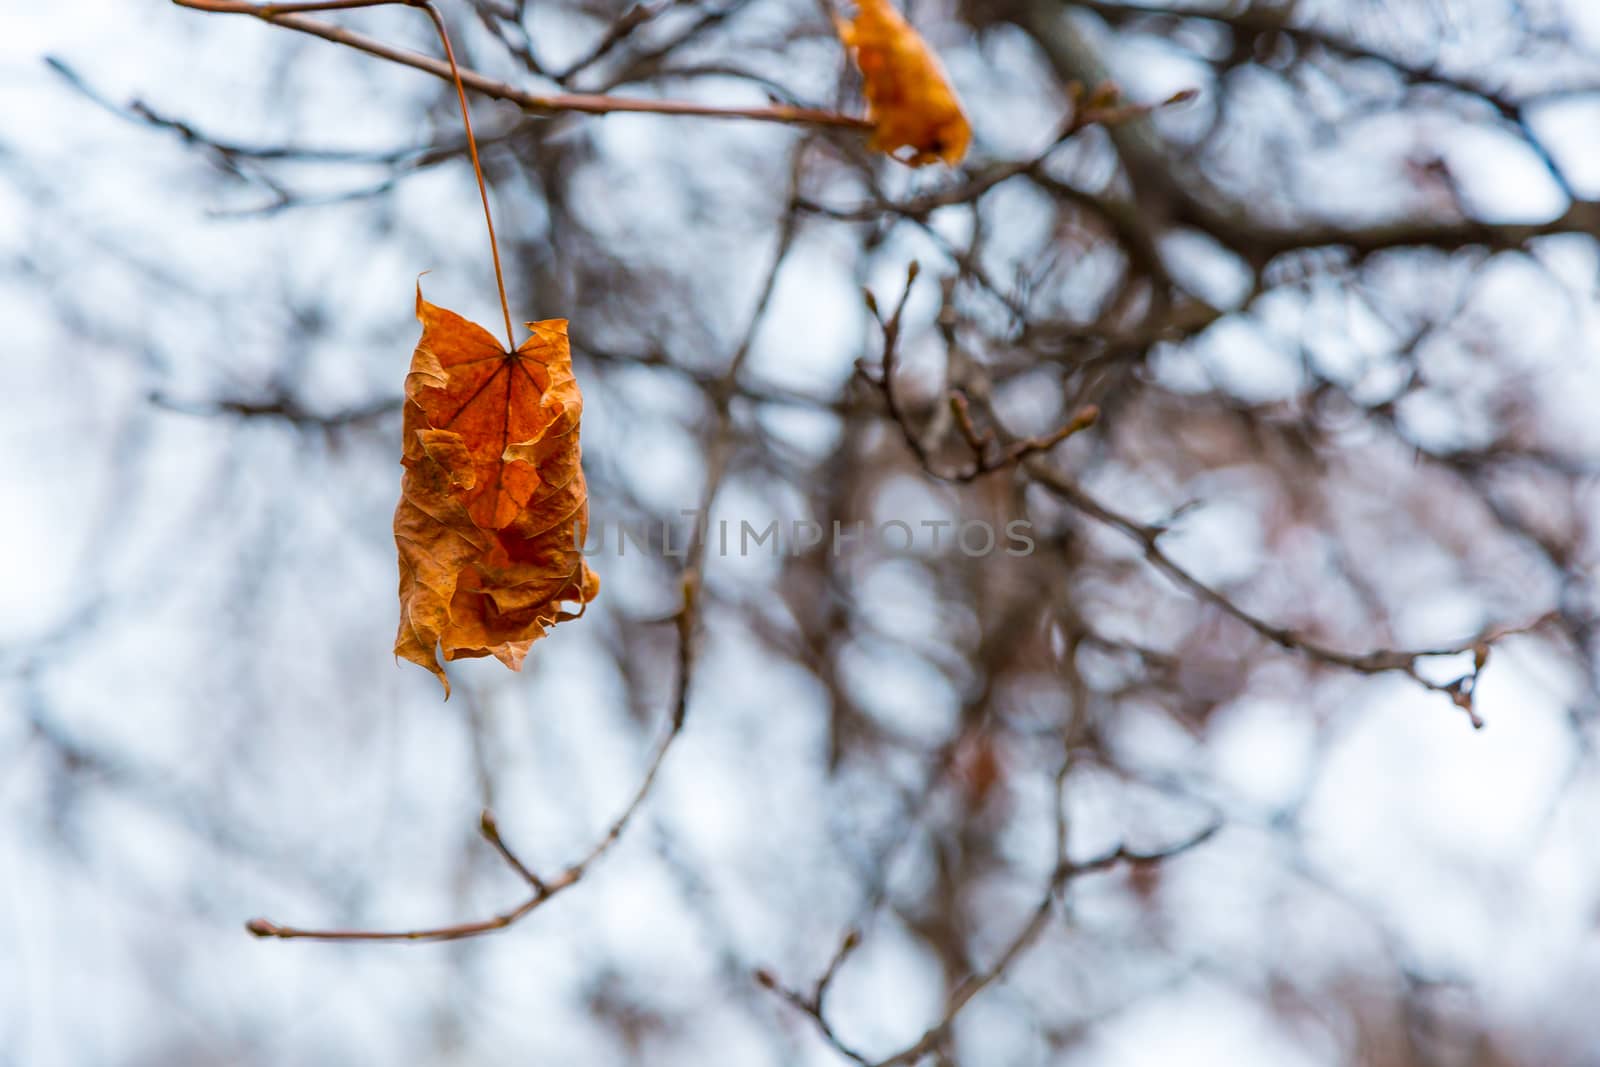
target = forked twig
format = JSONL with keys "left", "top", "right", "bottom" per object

{"left": 245, "top": 580, "right": 698, "bottom": 942}
{"left": 760, "top": 750, "right": 1220, "bottom": 1066}
{"left": 860, "top": 263, "right": 1099, "bottom": 481}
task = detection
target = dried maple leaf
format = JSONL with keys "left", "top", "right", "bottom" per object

{"left": 836, "top": 0, "right": 970, "bottom": 166}
{"left": 394, "top": 288, "right": 600, "bottom": 695}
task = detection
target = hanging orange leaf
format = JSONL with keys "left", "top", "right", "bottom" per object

{"left": 836, "top": 0, "right": 970, "bottom": 166}
{"left": 394, "top": 288, "right": 600, "bottom": 695}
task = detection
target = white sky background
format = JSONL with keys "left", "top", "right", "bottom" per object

{"left": 5, "top": 1, "right": 1600, "bottom": 1065}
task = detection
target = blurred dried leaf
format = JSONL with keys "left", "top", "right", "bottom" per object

{"left": 394, "top": 288, "right": 600, "bottom": 695}
{"left": 953, "top": 729, "right": 1005, "bottom": 810}
{"left": 836, "top": 0, "right": 970, "bottom": 166}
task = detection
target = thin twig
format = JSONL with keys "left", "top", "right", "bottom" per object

{"left": 861, "top": 261, "right": 934, "bottom": 469}
{"left": 801, "top": 83, "right": 1196, "bottom": 223}
{"left": 1023, "top": 459, "right": 1545, "bottom": 727}
{"left": 947, "top": 390, "right": 1100, "bottom": 481}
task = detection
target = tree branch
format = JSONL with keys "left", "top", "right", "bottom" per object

{"left": 171, "top": 0, "right": 872, "bottom": 130}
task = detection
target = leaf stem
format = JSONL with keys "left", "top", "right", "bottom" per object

{"left": 414, "top": 1, "right": 516, "bottom": 351}
{"left": 169, "top": 0, "right": 521, "bottom": 351}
